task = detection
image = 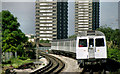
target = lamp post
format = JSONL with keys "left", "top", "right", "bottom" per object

{"left": 36, "top": 36, "right": 39, "bottom": 62}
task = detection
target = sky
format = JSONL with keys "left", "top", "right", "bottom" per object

{"left": 2, "top": 2, "right": 36, "bottom": 34}
{"left": 1, "top": 0, "right": 120, "bottom": 36}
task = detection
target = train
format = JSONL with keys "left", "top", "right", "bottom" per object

{"left": 51, "top": 31, "right": 107, "bottom": 67}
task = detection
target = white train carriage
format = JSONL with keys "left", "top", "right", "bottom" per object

{"left": 51, "top": 31, "right": 107, "bottom": 66}
{"left": 51, "top": 38, "right": 76, "bottom": 53}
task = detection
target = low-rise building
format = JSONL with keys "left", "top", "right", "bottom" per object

{"left": 25, "top": 34, "right": 35, "bottom": 42}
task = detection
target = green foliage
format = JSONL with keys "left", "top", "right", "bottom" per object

{"left": 18, "top": 56, "right": 28, "bottom": 60}
{"left": 2, "top": 58, "right": 33, "bottom": 68}
{"left": 69, "top": 34, "right": 77, "bottom": 39}
{"left": 24, "top": 41, "right": 34, "bottom": 49}
{"left": 108, "top": 49, "right": 120, "bottom": 62}
{"left": 40, "top": 39, "right": 50, "bottom": 43}
{"left": 97, "top": 26, "right": 114, "bottom": 41}
{"left": 24, "top": 41, "right": 36, "bottom": 59}
{"left": 2, "top": 10, "right": 28, "bottom": 55}
{"left": 97, "top": 26, "right": 120, "bottom": 62}
{"left": 0, "top": 12, "right": 2, "bottom": 48}
{"left": 31, "top": 35, "right": 34, "bottom": 39}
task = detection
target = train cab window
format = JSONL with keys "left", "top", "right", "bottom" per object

{"left": 89, "top": 39, "right": 94, "bottom": 47}
{"left": 79, "top": 39, "right": 87, "bottom": 47}
{"left": 95, "top": 38, "right": 104, "bottom": 47}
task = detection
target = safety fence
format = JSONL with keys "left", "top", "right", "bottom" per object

{"left": 2, "top": 52, "right": 17, "bottom": 62}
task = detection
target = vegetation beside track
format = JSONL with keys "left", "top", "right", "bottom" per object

{"left": 1, "top": 10, "right": 36, "bottom": 73}
{"left": 97, "top": 26, "right": 120, "bottom": 73}
{"left": 97, "top": 26, "right": 120, "bottom": 62}
{"left": 2, "top": 58, "right": 33, "bottom": 68}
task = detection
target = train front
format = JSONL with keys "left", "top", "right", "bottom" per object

{"left": 76, "top": 31, "right": 107, "bottom": 67}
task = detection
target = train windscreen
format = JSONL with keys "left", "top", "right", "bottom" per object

{"left": 95, "top": 38, "right": 104, "bottom": 47}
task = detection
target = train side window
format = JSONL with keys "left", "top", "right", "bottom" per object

{"left": 95, "top": 38, "right": 104, "bottom": 47}
{"left": 79, "top": 39, "right": 87, "bottom": 47}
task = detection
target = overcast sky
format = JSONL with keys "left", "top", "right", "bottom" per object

{"left": 2, "top": 0, "right": 120, "bottom": 36}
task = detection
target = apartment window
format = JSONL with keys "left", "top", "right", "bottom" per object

{"left": 53, "top": 13, "right": 56, "bottom": 15}
{"left": 36, "top": 24, "right": 39, "bottom": 26}
{"left": 36, "top": 28, "right": 39, "bottom": 30}
{"left": 53, "top": 10, "right": 56, "bottom": 12}
{"left": 53, "top": 3, "right": 56, "bottom": 5}
{"left": 53, "top": 21, "right": 56, "bottom": 23}
{"left": 53, "top": 17, "right": 56, "bottom": 19}
{"left": 60, "top": 10, "right": 62, "bottom": 12}
{"left": 53, "top": 24, "right": 56, "bottom": 26}
{"left": 36, "top": 7, "right": 39, "bottom": 9}
{"left": 53, "top": 7, "right": 56, "bottom": 8}
{"left": 36, "top": 31, "right": 39, "bottom": 33}
{"left": 36, "top": 10, "right": 39, "bottom": 12}
{"left": 53, "top": 35, "right": 57, "bottom": 36}
{"left": 36, "top": 21, "right": 39, "bottom": 23}
{"left": 36, "top": 3, "right": 39, "bottom": 5}
{"left": 36, "top": 14, "right": 39, "bottom": 16}
{"left": 36, "top": 17, "right": 39, "bottom": 19}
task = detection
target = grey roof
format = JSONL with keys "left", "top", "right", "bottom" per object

{"left": 77, "top": 31, "right": 105, "bottom": 36}
{"left": 52, "top": 38, "right": 76, "bottom": 42}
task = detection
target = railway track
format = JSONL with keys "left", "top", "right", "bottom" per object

{"left": 52, "top": 50, "right": 110, "bottom": 73}
{"left": 30, "top": 53, "right": 65, "bottom": 74}
{"left": 81, "top": 63, "right": 107, "bottom": 74}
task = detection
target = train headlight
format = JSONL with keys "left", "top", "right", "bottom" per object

{"left": 97, "top": 49, "right": 99, "bottom": 52}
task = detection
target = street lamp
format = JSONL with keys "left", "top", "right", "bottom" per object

{"left": 35, "top": 36, "right": 39, "bottom": 62}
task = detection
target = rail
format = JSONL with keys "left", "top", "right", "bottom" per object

{"left": 30, "top": 53, "right": 65, "bottom": 74}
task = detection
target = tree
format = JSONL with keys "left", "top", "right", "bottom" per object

{"left": 2, "top": 10, "right": 28, "bottom": 56}
{"left": 110, "top": 29, "right": 120, "bottom": 48}
{"left": 24, "top": 41, "right": 36, "bottom": 59}
{"left": 97, "top": 26, "right": 114, "bottom": 41}
{"left": 68, "top": 34, "right": 77, "bottom": 39}
{"left": 39, "top": 39, "right": 50, "bottom": 43}
{"left": 97, "top": 26, "right": 120, "bottom": 62}
{"left": 97, "top": 26, "right": 120, "bottom": 49}
{"left": 0, "top": 11, "right": 2, "bottom": 64}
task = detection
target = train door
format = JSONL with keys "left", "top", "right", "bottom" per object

{"left": 76, "top": 37, "right": 88, "bottom": 59}
{"left": 95, "top": 37, "right": 107, "bottom": 59}
{"left": 88, "top": 38, "right": 95, "bottom": 59}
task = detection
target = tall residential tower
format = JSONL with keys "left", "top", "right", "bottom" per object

{"left": 75, "top": 0, "right": 99, "bottom": 34}
{"left": 35, "top": 0, "right": 68, "bottom": 41}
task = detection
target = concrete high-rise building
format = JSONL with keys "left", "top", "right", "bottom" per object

{"left": 57, "top": 0, "right": 68, "bottom": 39}
{"left": 118, "top": 1, "right": 120, "bottom": 29}
{"left": 35, "top": 0, "right": 68, "bottom": 41}
{"left": 75, "top": 0, "right": 99, "bottom": 34}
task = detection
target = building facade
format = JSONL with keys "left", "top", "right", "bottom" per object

{"left": 75, "top": 0, "right": 99, "bottom": 34}
{"left": 57, "top": 0, "right": 68, "bottom": 39}
{"left": 35, "top": 0, "right": 68, "bottom": 41}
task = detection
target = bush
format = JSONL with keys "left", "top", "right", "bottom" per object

{"left": 108, "top": 49, "right": 120, "bottom": 62}
{"left": 18, "top": 56, "right": 28, "bottom": 60}
{"left": 40, "top": 39, "right": 50, "bottom": 43}
{"left": 2, "top": 60, "right": 11, "bottom": 64}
